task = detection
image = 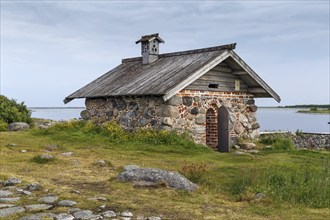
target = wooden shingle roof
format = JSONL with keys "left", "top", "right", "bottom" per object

{"left": 64, "top": 43, "right": 280, "bottom": 103}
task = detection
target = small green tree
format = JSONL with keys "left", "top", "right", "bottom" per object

{"left": 0, "top": 95, "right": 32, "bottom": 125}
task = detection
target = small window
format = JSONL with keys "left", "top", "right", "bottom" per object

{"left": 208, "top": 84, "right": 219, "bottom": 88}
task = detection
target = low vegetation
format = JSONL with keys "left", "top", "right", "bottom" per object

{"left": 1, "top": 121, "right": 329, "bottom": 219}
{"left": 280, "top": 104, "right": 330, "bottom": 109}
{"left": 0, "top": 95, "right": 32, "bottom": 131}
{"left": 297, "top": 107, "right": 330, "bottom": 114}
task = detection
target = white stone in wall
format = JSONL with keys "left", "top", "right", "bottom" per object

{"left": 239, "top": 114, "right": 248, "bottom": 124}
{"left": 161, "top": 117, "right": 174, "bottom": 127}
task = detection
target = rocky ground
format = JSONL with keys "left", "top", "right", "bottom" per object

{"left": 0, "top": 177, "right": 162, "bottom": 220}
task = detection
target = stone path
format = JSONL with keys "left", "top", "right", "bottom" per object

{"left": 0, "top": 177, "right": 162, "bottom": 220}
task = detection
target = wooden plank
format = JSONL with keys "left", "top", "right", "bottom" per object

{"left": 232, "top": 70, "right": 248, "bottom": 75}
{"left": 204, "top": 70, "right": 238, "bottom": 79}
{"left": 248, "top": 87, "right": 267, "bottom": 93}
{"left": 189, "top": 80, "right": 248, "bottom": 88}
{"left": 185, "top": 84, "right": 248, "bottom": 92}
{"left": 191, "top": 78, "right": 247, "bottom": 87}
{"left": 199, "top": 75, "right": 241, "bottom": 83}
{"left": 218, "top": 62, "right": 228, "bottom": 67}
{"left": 212, "top": 65, "right": 232, "bottom": 73}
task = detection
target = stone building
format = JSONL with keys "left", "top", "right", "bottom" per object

{"left": 64, "top": 33, "right": 280, "bottom": 151}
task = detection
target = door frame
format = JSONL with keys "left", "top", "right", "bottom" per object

{"left": 217, "top": 106, "right": 230, "bottom": 152}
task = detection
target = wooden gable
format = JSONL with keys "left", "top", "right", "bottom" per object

{"left": 184, "top": 62, "right": 248, "bottom": 92}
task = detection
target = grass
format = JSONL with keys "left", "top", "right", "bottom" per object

{"left": 0, "top": 120, "right": 329, "bottom": 219}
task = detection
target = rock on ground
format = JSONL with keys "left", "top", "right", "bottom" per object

{"left": 102, "top": 210, "right": 116, "bottom": 218}
{"left": 19, "top": 213, "right": 56, "bottom": 220}
{"left": 55, "top": 213, "right": 75, "bottom": 220}
{"left": 121, "top": 211, "right": 133, "bottom": 217}
{"left": 26, "top": 183, "right": 41, "bottom": 191}
{"left": 24, "top": 204, "right": 53, "bottom": 211}
{"left": 58, "top": 200, "right": 77, "bottom": 207}
{"left": 0, "top": 204, "right": 15, "bottom": 208}
{"left": 40, "top": 154, "right": 54, "bottom": 159}
{"left": 0, "top": 190, "right": 13, "bottom": 197}
{"left": 117, "top": 165, "right": 197, "bottom": 191}
{"left": 73, "top": 210, "right": 93, "bottom": 219}
{"left": 148, "top": 217, "right": 162, "bottom": 220}
{"left": 0, "top": 206, "right": 25, "bottom": 218}
{"left": 239, "top": 143, "right": 256, "bottom": 150}
{"left": 8, "top": 122, "right": 30, "bottom": 131}
{"left": 4, "top": 177, "right": 22, "bottom": 186}
{"left": 0, "top": 197, "right": 20, "bottom": 203}
{"left": 38, "top": 195, "right": 58, "bottom": 204}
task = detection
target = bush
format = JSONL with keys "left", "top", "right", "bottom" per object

{"left": 271, "top": 138, "right": 295, "bottom": 150}
{"left": 0, "top": 95, "right": 31, "bottom": 124}
{"left": 259, "top": 136, "right": 295, "bottom": 151}
{"left": 102, "top": 121, "right": 128, "bottom": 142}
{"left": 180, "top": 161, "right": 208, "bottom": 183}
{"left": 31, "top": 155, "right": 55, "bottom": 164}
{"left": 0, "top": 119, "right": 8, "bottom": 131}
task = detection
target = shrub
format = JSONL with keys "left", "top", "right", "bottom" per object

{"left": 180, "top": 161, "right": 208, "bottom": 183}
{"left": 259, "top": 136, "right": 279, "bottom": 145}
{"left": 259, "top": 136, "right": 295, "bottom": 151}
{"left": 0, "top": 119, "right": 8, "bottom": 131}
{"left": 102, "top": 121, "right": 128, "bottom": 142}
{"left": 0, "top": 95, "right": 31, "bottom": 124}
{"left": 271, "top": 138, "right": 295, "bottom": 150}
{"left": 31, "top": 155, "right": 55, "bottom": 164}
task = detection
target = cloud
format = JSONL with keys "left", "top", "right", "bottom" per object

{"left": 0, "top": 0, "right": 329, "bottom": 106}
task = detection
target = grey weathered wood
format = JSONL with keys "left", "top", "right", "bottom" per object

{"left": 163, "top": 51, "right": 230, "bottom": 100}
{"left": 248, "top": 87, "right": 267, "bottom": 93}
{"left": 64, "top": 42, "right": 280, "bottom": 104}
{"left": 232, "top": 70, "right": 247, "bottom": 75}
{"left": 212, "top": 66, "right": 232, "bottom": 73}
{"left": 218, "top": 106, "right": 230, "bottom": 152}
{"left": 185, "top": 66, "right": 248, "bottom": 92}
{"left": 201, "top": 70, "right": 239, "bottom": 79}
{"left": 188, "top": 81, "right": 248, "bottom": 88}
{"left": 185, "top": 85, "right": 248, "bottom": 92}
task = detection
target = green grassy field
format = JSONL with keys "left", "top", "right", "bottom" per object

{"left": 0, "top": 121, "right": 329, "bottom": 219}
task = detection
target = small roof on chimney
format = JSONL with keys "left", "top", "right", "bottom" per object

{"left": 135, "top": 33, "right": 165, "bottom": 44}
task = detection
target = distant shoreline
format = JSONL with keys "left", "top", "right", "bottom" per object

{"left": 260, "top": 104, "right": 330, "bottom": 109}
{"left": 29, "top": 107, "right": 85, "bottom": 109}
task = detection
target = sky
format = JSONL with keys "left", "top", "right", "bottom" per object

{"left": 1, "top": 0, "right": 329, "bottom": 107}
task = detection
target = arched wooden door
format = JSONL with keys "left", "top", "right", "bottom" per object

{"left": 218, "top": 106, "right": 230, "bottom": 152}
{"left": 206, "top": 108, "right": 217, "bottom": 149}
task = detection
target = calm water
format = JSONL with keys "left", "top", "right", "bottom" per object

{"left": 257, "top": 108, "right": 329, "bottom": 133}
{"left": 30, "top": 107, "right": 330, "bottom": 133}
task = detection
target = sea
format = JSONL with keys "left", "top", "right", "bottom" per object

{"left": 29, "top": 107, "right": 330, "bottom": 134}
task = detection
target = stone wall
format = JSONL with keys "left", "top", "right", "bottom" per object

{"left": 83, "top": 90, "right": 259, "bottom": 146}
{"left": 260, "top": 132, "right": 330, "bottom": 150}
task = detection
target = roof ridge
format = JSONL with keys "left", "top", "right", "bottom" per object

{"left": 122, "top": 43, "right": 236, "bottom": 63}
{"left": 160, "top": 43, "right": 236, "bottom": 58}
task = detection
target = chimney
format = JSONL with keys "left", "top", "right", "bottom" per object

{"left": 136, "top": 33, "right": 164, "bottom": 64}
